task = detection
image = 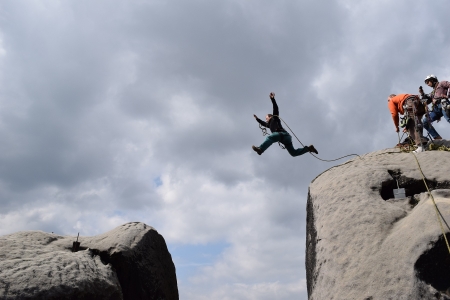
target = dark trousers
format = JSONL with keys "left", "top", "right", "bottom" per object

{"left": 259, "top": 132, "right": 309, "bottom": 157}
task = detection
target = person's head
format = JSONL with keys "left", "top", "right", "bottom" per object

{"left": 266, "top": 114, "right": 273, "bottom": 122}
{"left": 424, "top": 74, "right": 438, "bottom": 87}
{"left": 387, "top": 94, "right": 396, "bottom": 102}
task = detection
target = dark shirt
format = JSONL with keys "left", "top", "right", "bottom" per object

{"left": 255, "top": 98, "right": 287, "bottom": 133}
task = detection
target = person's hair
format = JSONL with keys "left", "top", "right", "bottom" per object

{"left": 267, "top": 114, "right": 273, "bottom": 118}
{"left": 389, "top": 94, "right": 396, "bottom": 98}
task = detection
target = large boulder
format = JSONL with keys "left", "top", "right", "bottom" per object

{"left": 0, "top": 222, "right": 178, "bottom": 300}
{"left": 306, "top": 141, "right": 450, "bottom": 300}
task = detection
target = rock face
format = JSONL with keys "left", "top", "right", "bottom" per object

{"left": 0, "top": 222, "right": 178, "bottom": 300}
{"left": 306, "top": 141, "right": 450, "bottom": 300}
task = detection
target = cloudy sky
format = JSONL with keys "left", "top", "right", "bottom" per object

{"left": 1, "top": 1, "right": 450, "bottom": 299}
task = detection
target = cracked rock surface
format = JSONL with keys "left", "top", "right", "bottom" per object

{"left": 306, "top": 142, "right": 450, "bottom": 300}
{"left": 0, "top": 222, "right": 178, "bottom": 300}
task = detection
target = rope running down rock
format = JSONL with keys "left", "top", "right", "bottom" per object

{"left": 397, "top": 132, "right": 450, "bottom": 254}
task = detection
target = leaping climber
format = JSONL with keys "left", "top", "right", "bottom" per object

{"left": 252, "top": 92, "right": 318, "bottom": 157}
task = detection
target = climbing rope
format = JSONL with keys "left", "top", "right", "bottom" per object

{"left": 410, "top": 152, "right": 450, "bottom": 255}
{"left": 258, "top": 123, "right": 269, "bottom": 136}
{"left": 428, "top": 143, "right": 450, "bottom": 152}
{"left": 396, "top": 131, "right": 450, "bottom": 254}
{"left": 258, "top": 116, "right": 362, "bottom": 162}
{"left": 396, "top": 131, "right": 416, "bottom": 153}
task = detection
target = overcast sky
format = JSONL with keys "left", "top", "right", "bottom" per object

{"left": 1, "top": 1, "right": 450, "bottom": 299}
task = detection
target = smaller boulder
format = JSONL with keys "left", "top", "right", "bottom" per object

{"left": 0, "top": 222, "right": 178, "bottom": 300}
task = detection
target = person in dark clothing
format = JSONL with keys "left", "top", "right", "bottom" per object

{"left": 252, "top": 92, "right": 318, "bottom": 156}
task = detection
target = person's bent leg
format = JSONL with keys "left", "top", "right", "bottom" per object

{"left": 282, "top": 134, "right": 309, "bottom": 157}
{"left": 259, "top": 132, "right": 282, "bottom": 152}
{"left": 412, "top": 99, "right": 425, "bottom": 144}
{"left": 422, "top": 115, "right": 440, "bottom": 139}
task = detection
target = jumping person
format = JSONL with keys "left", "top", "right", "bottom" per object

{"left": 388, "top": 93, "right": 426, "bottom": 153}
{"left": 252, "top": 92, "right": 318, "bottom": 156}
{"left": 420, "top": 75, "right": 450, "bottom": 140}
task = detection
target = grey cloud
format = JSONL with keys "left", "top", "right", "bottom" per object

{"left": 1, "top": 1, "right": 450, "bottom": 299}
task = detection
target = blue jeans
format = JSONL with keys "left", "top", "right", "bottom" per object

{"left": 259, "top": 132, "right": 309, "bottom": 157}
{"left": 422, "top": 105, "right": 450, "bottom": 138}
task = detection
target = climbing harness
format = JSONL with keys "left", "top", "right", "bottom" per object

{"left": 258, "top": 123, "right": 269, "bottom": 136}
{"left": 258, "top": 123, "right": 285, "bottom": 149}
{"left": 399, "top": 116, "right": 410, "bottom": 129}
{"left": 258, "top": 115, "right": 361, "bottom": 162}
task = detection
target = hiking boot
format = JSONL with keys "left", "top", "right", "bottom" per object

{"left": 252, "top": 145, "right": 263, "bottom": 155}
{"left": 308, "top": 145, "right": 318, "bottom": 154}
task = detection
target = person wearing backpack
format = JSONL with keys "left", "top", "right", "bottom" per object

{"left": 420, "top": 75, "right": 450, "bottom": 140}
{"left": 252, "top": 92, "right": 318, "bottom": 157}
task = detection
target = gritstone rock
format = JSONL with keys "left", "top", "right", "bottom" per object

{"left": 306, "top": 140, "right": 450, "bottom": 300}
{"left": 0, "top": 222, "right": 178, "bottom": 300}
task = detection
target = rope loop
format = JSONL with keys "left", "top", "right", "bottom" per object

{"left": 259, "top": 123, "right": 285, "bottom": 149}
{"left": 268, "top": 115, "right": 362, "bottom": 162}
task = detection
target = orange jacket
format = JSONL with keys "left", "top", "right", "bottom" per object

{"left": 388, "top": 94, "right": 411, "bottom": 129}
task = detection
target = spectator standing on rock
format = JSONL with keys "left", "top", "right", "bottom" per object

{"left": 420, "top": 75, "right": 450, "bottom": 140}
{"left": 388, "top": 93, "right": 426, "bottom": 153}
{"left": 252, "top": 92, "right": 318, "bottom": 157}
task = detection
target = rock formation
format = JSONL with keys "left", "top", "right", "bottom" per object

{"left": 306, "top": 140, "right": 450, "bottom": 300}
{"left": 0, "top": 222, "right": 178, "bottom": 300}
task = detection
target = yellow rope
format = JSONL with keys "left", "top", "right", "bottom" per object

{"left": 428, "top": 143, "right": 450, "bottom": 151}
{"left": 410, "top": 152, "right": 450, "bottom": 254}
{"left": 396, "top": 132, "right": 450, "bottom": 253}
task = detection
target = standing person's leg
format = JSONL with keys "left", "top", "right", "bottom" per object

{"left": 417, "top": 112, "right": 425, "bottom": 143}
{"left": 408, "top": 119, "right": 419, "bottom": 145}
{"left": 408, "top": 98, "right": 424, "bottom": 145}
{"left": 412, "top": 98, "right": 428, "bottom": 153}
{"left": 415, "top": 98, "right": 426, "bottom": 142}
{"left": 281, "top": 133, "right": 310, "bottom": 157}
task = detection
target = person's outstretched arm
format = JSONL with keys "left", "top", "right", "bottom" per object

{"left": 254, "top": 114, "right": 268, "bottom": 127}
{"left": 387, "top": 97, "right": 400, "bottom": 132}
{"left": 270, "top": 92, "right": 279, "bottom": 116}
{"left": 419, "top": 86, "right": 432, "bottom": 104}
